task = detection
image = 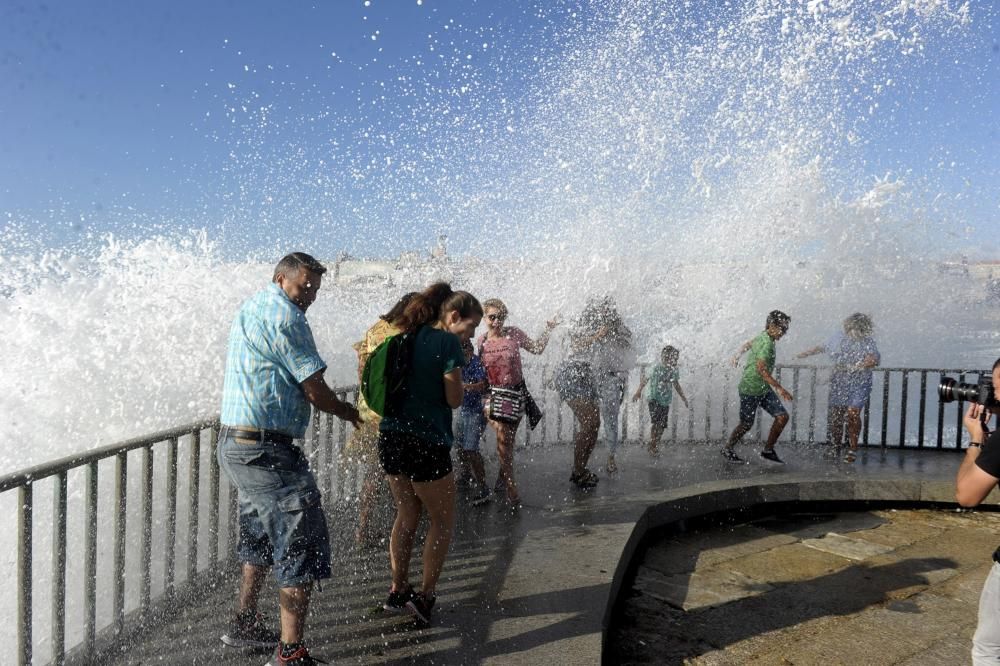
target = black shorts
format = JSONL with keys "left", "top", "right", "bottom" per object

{"left": 648, "top": 401, "right": 671, "bottom": 430}
{"left": 377, "top": 430, "right": 453, "bottom": 482}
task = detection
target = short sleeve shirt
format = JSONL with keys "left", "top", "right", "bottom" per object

{"left": 220, "top": 283, "right": 327, "bottom": 438}
{"left": 824, "top": 332, "right": 880, "bottom": 382}
{"left": 738, "top": 331, "right": 776, "bottom": 396}
{"left": 461, "top": 354, "right": 488, "bottom": 412}
{"left": 478, "top": 327, "right": 531, "bottom": 387}
{"left": 975, "top": 429, "right": 1000, "bottom": 478}
{"left": 648, "top": 364, "right": 679, "bottom": 406}
{"left": 379, "top": 327, "right": 466, "bottom": 446}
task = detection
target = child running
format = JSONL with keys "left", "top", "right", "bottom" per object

{"left": 457, "top": 339, "right": 492, "bottom": 505}
{"left": 631, "top": 345, "right": 689, "bottom": 456}
{"left": 722, "top": 310, "right": 793, "bottom": 464}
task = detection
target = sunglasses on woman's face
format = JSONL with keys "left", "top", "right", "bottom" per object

{"left": 487, "top": 314, "right": 504, "bottom": 322}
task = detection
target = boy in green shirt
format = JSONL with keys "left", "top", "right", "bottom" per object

{"left": 722, "top": 310, "right": 793, "bottom": 464}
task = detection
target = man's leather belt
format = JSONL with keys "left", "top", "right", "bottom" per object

{"left": 225, "top": 428, "right": 294, "bottom": 446}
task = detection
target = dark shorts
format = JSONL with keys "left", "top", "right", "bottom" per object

{"left": 738, "top": 390, "right": 788, "bottom": 427}
{"left": 553, "top": 360, "right": 597, "bottom": 402}
{"left": 377, "top": 430, "right": 453, "bottom": 482}
{"left": 648, "top": 401, "right": 671, "bottom": 429}
{"left": 216, "top": 429, "right": 331, "bottom": 587}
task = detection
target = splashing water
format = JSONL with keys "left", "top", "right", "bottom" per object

{"left": 0, "top": 0, "right": 994, "bottom": 467}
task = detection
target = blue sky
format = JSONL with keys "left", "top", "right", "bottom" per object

{"left": 1, "top": 0, "right": 997, "bottom": 259}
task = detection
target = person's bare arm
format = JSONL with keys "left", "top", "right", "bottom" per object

{"left": 755, "top": 360, "right": 793, "bottom": 401}
{"left": 522, "top": 318, "right": 561, "bottom": 355}
{"left": 859, "top": 353, "right": 879, "bottom": 369}
{"left": 631, "top": 374, "right": 648, "bottom": 402}
{"left": 957, "top": 404, "right": 999, "bottom": 506}
{"left": 464, "top": 379, "right": 488, "bottom": 392}
{"left": 301, "top": 371, "right": 362, "bottom": 426}
{"left": 795, "top": 345, "right": 825, "bottom": 359}
{"left": 730, "top": 339, "right": 753, "bottom": 367}
{"left": 443, "top": 368, "right": 464, "bottom": 409}
{"left": 673, "top": 381, "right": 689, "bottom": 407}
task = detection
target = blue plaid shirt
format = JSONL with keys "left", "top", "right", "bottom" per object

{"left": 220, "top": 283, "right": 327, "bottom": 438}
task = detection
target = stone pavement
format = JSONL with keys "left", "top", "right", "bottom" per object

{"left": 98, "top": 440, "right": 989, "bottom": 665}
{"left": 609, "top": 507, "right": 1000, "bottom": 664}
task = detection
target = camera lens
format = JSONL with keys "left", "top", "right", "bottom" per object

{"left": 938, "top": 377, "right": 983, "bottom": 404}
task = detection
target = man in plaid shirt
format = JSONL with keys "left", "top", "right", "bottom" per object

{"left": 217, "top": 252, "right": 360, "bottom": 666}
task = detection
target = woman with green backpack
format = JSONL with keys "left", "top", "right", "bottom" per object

{"left": 372, "top": 282, "right": 483, "bottom": 627}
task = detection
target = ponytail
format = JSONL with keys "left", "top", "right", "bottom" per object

{"left": 395, "top": 282, "right": 483, "bottom": 333}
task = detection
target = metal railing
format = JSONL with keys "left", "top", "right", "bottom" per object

{"left": 2, "top": 388, "right": 356, "bottom": 666}
{"left": 514, "top": 362, "right": 981, "bottom": 451}
{"left": 1, "top": 363, "right": 978, "bottom": 664}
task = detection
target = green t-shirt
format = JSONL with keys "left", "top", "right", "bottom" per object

{"left": 648, "top": 364, "right": 679, "bottom": 406}
{"left": 738, "top": 331, "right": 776, "bottom": 396}
{"left": 379, "top": 326, "right": 466, "bottom": 446}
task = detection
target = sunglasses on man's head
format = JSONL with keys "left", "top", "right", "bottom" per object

{"left": 487, "top": 314, "right": 504, "bottom": 322}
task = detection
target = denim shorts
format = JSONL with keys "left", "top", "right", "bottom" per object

{"left": 216, "top": 428, "right": 331, "bottom": 587}
{"left": 738, "top": 390, "right": 788, "bottom": 427}
{"left": 457, "top": 408, "right": 487, "bottom": 452}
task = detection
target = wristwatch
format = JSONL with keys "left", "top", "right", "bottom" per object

{"left": 968, "top": 442, "right": 983, "bottom": 449}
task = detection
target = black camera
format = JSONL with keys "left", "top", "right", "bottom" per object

{"left": 938, "top": 376, "right": 1000, "bottom": 409}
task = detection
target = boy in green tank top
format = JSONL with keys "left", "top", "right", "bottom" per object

{"left": 722, "top": 310, "right": 793, "bottom": 464}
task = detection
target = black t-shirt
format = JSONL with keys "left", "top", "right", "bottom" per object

{"left": 975, "top": 429, "right": 1000, "bottom": 477}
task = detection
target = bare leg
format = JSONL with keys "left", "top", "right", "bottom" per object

{"left": 726, "top": 422, "right": 752, "bottom": 450}
{"left": 764, "top": 413, "right": 789, "bottom": 450}
{"left": 238, "top": 563, "right": 268, "bottom": 612}
{"left": 492, "top": 421, "right": 520, "bottom": 502}
{"left": 278, "top": 584, "right": 312, "bottom": 644}
{"left": 649, "top": 423, "right": 665, "bottom": 454}
{"left": 828, "top": 406, "right": 847, "bottom": 448}
{"left": 410, "top": 473, "right": 457, "bottom": 596}
{"left": 465, "top": 450, "right": 488, "bottom": 487}
{"left": 568, "top": 399, "right": 600, "bottom": 475}
{"left": 386, "top": 475, "right": 422, "bottom": 591}
{"left": 846, "top": 407, "right": 862, "bottom": 451}
{"left": 356, "top": 462, "right": 384, "bottom": 544}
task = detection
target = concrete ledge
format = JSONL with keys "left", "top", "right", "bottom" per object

{"left": 601, "top": 475, "right": 963, "bottom": 662}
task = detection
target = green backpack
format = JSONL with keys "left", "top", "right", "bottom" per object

{"left": 360, "top": 329, "right": 418, "bottom": 417}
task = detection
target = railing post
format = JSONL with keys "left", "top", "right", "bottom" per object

{"left": 899, "top": 371, "right": 909, "bottom": 449}
{"left": 208, "top": 426, "right": 220, "bottom": 564}
{"left": 808, "top": 368, "right": 817, "bottom": 443}
{"left": 141, "top": 445, "right": 154, "bottom": 612}
{"left": 937, "top": 371, "right": 946, "bottom": 448}
{"left": 113, "top": 451, "right": 128, "bottom": 635}
{"left": 880, "top": 369, "right": 891, "bottom": 448}
{"left": 165, "top": 437, "right": 178, "bottom": 596}
{"left": 17, "top": 483, "right": 32, "bottom": 666}
{"left": 918, "top": 371, "right": 928, "bottom": 448}
{"left": 187, "top": 430, "right": 202, "bottom": 582}
{"left": 84, "top": 461, "right": 98, "bottom": 657}
{"left": 956, "top": 372, "right": 967, "bottom": 449}
{"left": 791, "top": 367, "right": 800, "bottom": 441}
{"left": 704, "top": 366, "right": 712, "bottom": 441}
{"left": 52, "top": 471, "right": 67, "bottom": 665}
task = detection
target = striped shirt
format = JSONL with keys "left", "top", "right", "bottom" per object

{"left": 220, "top": 283, "right": 327, "bottom": 438}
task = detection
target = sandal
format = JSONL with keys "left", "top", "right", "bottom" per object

{"left": 570, "top": 469, "right": 599, "bottom": 489}
{"left": 843, "top": 450, "right": 857, "bottom": 463}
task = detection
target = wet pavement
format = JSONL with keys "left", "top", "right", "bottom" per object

{"left": 96, "top": 439, "right": 977, "bottom": 665}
